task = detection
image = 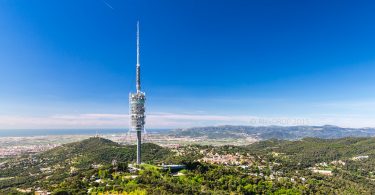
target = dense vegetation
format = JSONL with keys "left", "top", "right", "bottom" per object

{"left": 0, "top": 137, "right": 171, "bottom": 193}
{"left": 1, "top": 137, "right": 375, "bottom": 194}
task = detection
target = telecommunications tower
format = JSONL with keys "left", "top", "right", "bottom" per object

{"left": 129, "top": 21, "right": 146, "bottom": 165}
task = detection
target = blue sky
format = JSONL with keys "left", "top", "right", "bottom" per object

{"left": 1, "top": 0, "right": 375, "bottom": 129}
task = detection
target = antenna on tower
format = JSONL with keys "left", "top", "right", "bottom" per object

{"left": 136, "top": 21, "right": 141, "bottom": 93}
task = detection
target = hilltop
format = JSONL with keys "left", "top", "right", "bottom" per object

{"left": 38, "top": 137, "right": 171, "bottom": 167}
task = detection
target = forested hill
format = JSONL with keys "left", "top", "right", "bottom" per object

{"left": 171, "top": 125, "right": 375, "bottom": 140}
{"left": 237, "top": 137, "right": 375, "bottom": 166}
{"left": 39, "top": 137, "right": 171, "bottom": 166}
{"left": 0, "top": 137, "right": 172, "bottom": 191}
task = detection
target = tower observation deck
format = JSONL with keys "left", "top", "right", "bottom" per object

{"left": 129, "top": 21, "right": 146, "bottom": 165}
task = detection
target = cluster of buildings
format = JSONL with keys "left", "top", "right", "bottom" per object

{"left": 352, "top": 155, "right": 369, "bottom": 161}
{"left": 200, "top": 152, "right": 254, "bottom": 165}
{"left": 0, "top": 144, "right": 58, "bottom": 158}
{"left": 310, "top": 156, "right": 370, "bottom": 176}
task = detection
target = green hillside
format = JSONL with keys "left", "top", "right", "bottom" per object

{"left": 0, "top": 137, "right": 172, "bottom": 193}
{"left": 38, "top": 137, "right": 170, "bottom": 168}
{"left": 1, "top": 137, "right": 375, "bottom": 194}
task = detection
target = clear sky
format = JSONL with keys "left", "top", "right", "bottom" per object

{"left": 1, "top": 0, "right": 375, "bottom": 129}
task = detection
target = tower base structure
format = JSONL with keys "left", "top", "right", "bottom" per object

{"left": 129, "top": 92, "right": 146, "bottom": 165}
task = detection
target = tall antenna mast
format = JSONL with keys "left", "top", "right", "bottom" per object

{"left": 136, "top": 21, "right": 141, "bottom": 93}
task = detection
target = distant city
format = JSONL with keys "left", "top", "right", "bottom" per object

{"left": 2, "top": 125, "right": 375, "bottom": 159}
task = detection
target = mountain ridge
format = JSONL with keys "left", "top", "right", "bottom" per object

{"left": 170, "top": 125, "right": 375, "bottom": 140}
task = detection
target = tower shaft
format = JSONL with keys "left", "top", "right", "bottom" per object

{"left": 137, "top": 131, "right": 141, "bottom": 164}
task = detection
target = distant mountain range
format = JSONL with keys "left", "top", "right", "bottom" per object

{"left": 170, "top": 125, "right": 375, "bottom": 140}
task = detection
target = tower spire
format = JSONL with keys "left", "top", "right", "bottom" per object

{"left": 136, "top": 21, "right": 141, "bottom": 93}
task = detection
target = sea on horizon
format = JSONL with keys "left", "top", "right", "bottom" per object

{"left": 0, "top": 129, "right": 169, "bottom": 137}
